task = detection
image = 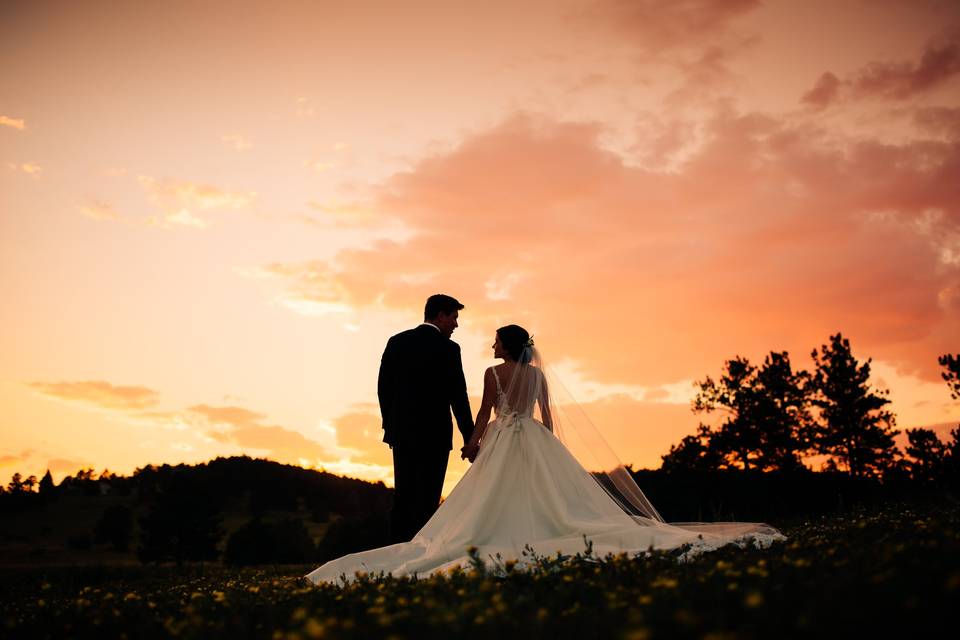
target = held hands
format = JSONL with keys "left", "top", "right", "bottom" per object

{"left": 461, "top": 439, "right": 480, "bottom": 462}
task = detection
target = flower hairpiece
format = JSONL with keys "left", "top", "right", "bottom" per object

{"left": 524, "top": 336, "right": 535, "bottom": 348}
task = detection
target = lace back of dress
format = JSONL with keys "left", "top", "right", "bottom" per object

{"left": 492, "top": 365, "right": 541, "bottom": 419}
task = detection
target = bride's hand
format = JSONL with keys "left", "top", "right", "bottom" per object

{"left": 462, "top": 441, "right": 480, "bottom": 462}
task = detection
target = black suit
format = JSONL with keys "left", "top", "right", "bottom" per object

{"left": 378, "top": 324, "right": 473, "bottom": 543}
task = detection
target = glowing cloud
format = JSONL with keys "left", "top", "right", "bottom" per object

{"left": 25, "top": 380, "right": 161, "bottom": 411}
{"left": 138, "top": 176, "right": 256, "bottom": 229}
{"left": 0, "top": 115, "right": 26, "bottom": 130}
{"left": 7, "top": 162, "right": 41, "bottom": 175}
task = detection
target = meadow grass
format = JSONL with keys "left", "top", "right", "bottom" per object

{"left": 1, "top": 497, "right": 957, "bottom": 639}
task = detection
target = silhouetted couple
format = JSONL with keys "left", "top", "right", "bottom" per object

{"left": 304, "top": 293, "right": 785, "bottom": 585}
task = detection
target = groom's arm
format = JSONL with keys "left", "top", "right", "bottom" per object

{"left": 378, "top": 337, "right": 398, "bottom": 443}
{"left": 448, "top": 342, "right": 474, "bottom": 444}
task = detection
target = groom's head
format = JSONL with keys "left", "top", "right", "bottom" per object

{"left": 424, "top": 294, "right": 464, "bottom": 339}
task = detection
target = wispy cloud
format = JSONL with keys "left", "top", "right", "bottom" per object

{"left": 0, "top": 115, "right": 26, "bottom": 130}
{"left": 221, "top": 133, "right": 252, "bottom": 151}
{"left": 188, "top": 404, "right": 267, "bottom": 429}
{"left": 147, "top": 208, "right": 208, "bottom": 229}
{"left": 0, "top": 449, "right": 34, "bottom": 467}
{"left": 234, "top": 260, "right": 355, "bottom": 317}
{"left": 138, "top": 176, "right": 255, "bottom": 210}
{"left": 188, "top": 403, "right": 348, "bottom": 464}
{"left": 295, "top": 97, "right": 315, "bottom": 117}
{"left": 138, "top": 176, "right": 256, "bottom": 229}
{"left": 7, "top": 162, "right": 42, "bottom": 175}
{"left": 803, "top": 26, "right": 960, "bottom": 109}
{"left": 25, "top": 380, "right": 161, "bottom": 410}
{"left": 46, "top": 457, "right": 96, "bottom": 474}
{"left": 303, "top": 160, "right": 337, "bottom": 173}
{"left": 580, "top": 0, "right": 762, "bottom": 54}
{"left": 79, "top": 200, "right": 122, "bottom": 221}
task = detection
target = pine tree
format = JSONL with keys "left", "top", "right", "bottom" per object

{"left": 693, "top": 356, "right": 761, "bottom": 470}
{"left": 751, "top": 351, "right": 813, "bottom": 470}
{"left": 810, "top": 333, "right": 900, "bottom": 478}
{"left": 904, "top": 428, "right": 946, "bottom": 483}
{"left": 660, "top": 424, "right": 721, "bottom": 472}
{"left": 691, "top": 352, "right": 811, "bottom": 471}
{"left": 939, "top": 354, "right": 960, "bottom": 400}
{"left": 38, "top": 470, "right": 56, "bottom": 496}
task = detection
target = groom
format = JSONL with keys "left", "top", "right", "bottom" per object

{"left": 378, "top": 293, "right": 474, "bottom": 544}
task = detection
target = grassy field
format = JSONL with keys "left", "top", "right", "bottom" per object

{"left": 1, "top": 497, "right": 957, "bottom": 639}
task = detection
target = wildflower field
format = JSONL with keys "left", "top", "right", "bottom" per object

{"left": 2, "top": 498, "right": 957, "bottom": 639}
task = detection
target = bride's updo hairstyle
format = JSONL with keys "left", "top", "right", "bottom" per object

{"left": 497, "top": 324, "right": 534, "bottom": 365}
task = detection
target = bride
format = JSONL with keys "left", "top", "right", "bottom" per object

{"left": 304, "top": 325, "right": 785, "bottom": 585}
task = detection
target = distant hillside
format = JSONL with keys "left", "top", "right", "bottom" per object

{"left": 0, "top": 455, "right": 393, "bottom": 568}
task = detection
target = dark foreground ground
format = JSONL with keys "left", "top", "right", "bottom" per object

{"left": 2, "top": 497, "right": 958, "bottom": 639}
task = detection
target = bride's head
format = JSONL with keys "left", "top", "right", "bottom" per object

{"left": 494, "top": 325, "right": 533, "bottom": 364}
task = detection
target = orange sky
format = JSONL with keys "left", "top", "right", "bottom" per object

{"left": 2, "top": 0, "right": 959, "bottom": 497}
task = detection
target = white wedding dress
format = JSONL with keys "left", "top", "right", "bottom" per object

{"left": 304, "top": 362, "right": 786, "bottom": 586}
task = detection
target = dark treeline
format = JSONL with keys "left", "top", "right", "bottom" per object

{"left": 2, "top": 332, "right": 957, "bottom": 566}
{"left": 0, "top": 456, "right": 392, "bottom": 568}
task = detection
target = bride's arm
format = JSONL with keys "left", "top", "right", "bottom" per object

{"left": 465, "top": 368, "right": 497, "bottom": 448}
{"left": 538, "top": 370, "right": 554, "bottom": 433}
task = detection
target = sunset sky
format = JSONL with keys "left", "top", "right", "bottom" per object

{"left": 2, "top": 0, "right": 959, "bottom": 496}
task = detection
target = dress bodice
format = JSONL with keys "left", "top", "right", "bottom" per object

{"left": 491, "top": 366, "right": 537, "bottom": 419}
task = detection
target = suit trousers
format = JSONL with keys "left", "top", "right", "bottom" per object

{"left": 390, "top": 444, "right": 450, "bottom": 544}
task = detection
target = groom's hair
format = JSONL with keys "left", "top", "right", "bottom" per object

{"left": 424, "top": 294, "right": 464, "bottom": 320}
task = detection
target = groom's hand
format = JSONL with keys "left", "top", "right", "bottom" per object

{"left": 461, "top": 442, "right": 479, "bottom": 462}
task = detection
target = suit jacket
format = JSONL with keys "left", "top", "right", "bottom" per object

{"left": 378, "top": 324, "right": 474, "bottom": 451}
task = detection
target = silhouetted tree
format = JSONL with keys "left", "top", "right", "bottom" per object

{"left": 661, "top": 424, "right": 721, "bottom": 472}
{"left": 752, "top": 351, "right": 814, "bottom": 470}
{"left": 74, "top": 468, "right": 97, "bottom": 482}
{"left": 95, "top": 504, "right": 134, "bottom": 551}
{"left": 693, "top": 357, "right": 761, "bottom": 470}
{"left": 944, "top": 427, "right": 960, "bottom": 484}
{"left": 7, "top": 473, "right": 25, "bottom": 493}
{"left": 22, "top": 475, "right": 37, "bottom": 492}
{"left": 137, "top": 471, "right": 224, "bottom": 569}
{"left": 939, "top": 354, "right": 960, "bottom": 399}
{"left": 904, "top": 428, "right": 947, "bottom": 483}
{"left": 810, "top": 333, "right": 900, "bottom": 478}
{"left": 691, "top": 352, "right": 811, "bottom": 471}
{"left": 38, "top": 470, "right": 56, "bottom": 497}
